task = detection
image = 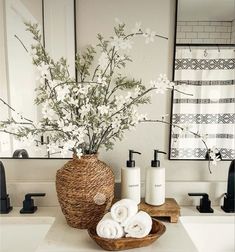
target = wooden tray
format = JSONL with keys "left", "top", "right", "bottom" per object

{"left": 88, "top": 219, "right": 166, "bottom": 251}
{"left": 139, "top": 198, "right": 180, "bottom": 223}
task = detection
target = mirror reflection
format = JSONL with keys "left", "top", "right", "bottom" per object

{"left": 169, "top": 0, "right": 235, "bottom": 160}
{"left": 0, "top": 0, "right": 76, "bottom": 158}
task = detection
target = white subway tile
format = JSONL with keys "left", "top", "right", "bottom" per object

{"left": 177, "top": 21, "right": 186, "bottom": 26}
{"left": 203, "top": 39, "right": 216, "bottom": 43}
{"left": 177, "top": 32, "right": 186, "bottom": 39}
{"left": 204, "top": 26, "right": 216, "bottom": 32}
{"left": 186, "top": 32, "right": 197, "bottom": 39}
{"left": 210, "top": 21, "right": 222, "bottom": 26}
{"left": 215, "top": 26, "right": 229, "bottom": 32}
{"left": 222, "top": 22, "right": 232, "bottom": 27}
{"left": 198, "top": 32, "right": 210, "bottom": 39}
{"left": 220, "top": 32, "right": 231, "bottom": 39}
{"left": 181, "top": 26, "right": 193, "bottom": 32}
{"left": 198, "top": 21, "right": 210, "bottom": 26}
{"left": 193, "top": 26, "right": 204, "bottom": 32}
{"left": 186, "top": 21, "right": 198, "bottom": 26}
{"left": 180, "top": 38, "right": 192, "bottom": 43}
{"left": 210, "top": 32, "right": 220, "bottom": 38}
{"left": 191, "top": 38, "right": 204, "bottom": 43}
{"left": 215, "top": 38, "right": 227, "bottom": 43}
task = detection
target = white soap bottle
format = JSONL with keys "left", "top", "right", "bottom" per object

{"left": 145, "top": 149, "right": 166, "bottom": 206}
{"left": 121, "top": 150, "right": 141, "bottom": 204}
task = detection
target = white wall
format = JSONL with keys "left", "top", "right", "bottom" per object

{"left": 0, "top": 0, "right": 230, "bottom": 189}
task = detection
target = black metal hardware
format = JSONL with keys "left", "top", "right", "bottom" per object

{"left": 20, "top": 193, "right": 46, "bottom": 214}
{"left": 0, "top": 161, "right": 12, "bottom": 214}
{"left": 221, "top": 160, "right": 235, "bottom": 213}
{"left": 188, "top": 193, "right": 214, "bottom": 213}
{"left": 12, "top": 149, "right": 29, "bottom": 158}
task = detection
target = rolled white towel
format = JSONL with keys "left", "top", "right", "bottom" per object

{"left": 124, "top": 211, "right": 152, "bottom": 238}
{"left": 96, "top": 212, "right": 124, "bottom": 239}
{"left": 110, "top": 199, "right": 138, "bottom": 226}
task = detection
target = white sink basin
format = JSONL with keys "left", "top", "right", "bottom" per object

{"left": 0, "top": 217, "right": 54, "bottom": 252}
{"left": 180, "top": 216, "right": 235, "bottom": 252}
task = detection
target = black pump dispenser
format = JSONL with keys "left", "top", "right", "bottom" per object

{"left": 127, "top": 150, "right": 141, "bottom": 167}
{"left": 151, "top": 150, "right": 166, "bottom": 167}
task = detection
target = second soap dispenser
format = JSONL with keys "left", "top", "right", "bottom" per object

{"left": 121, "top": 150, "right": 141, "bottom": 204}
{"left": 145, "top": 149, "right": 166, "bottom": 206}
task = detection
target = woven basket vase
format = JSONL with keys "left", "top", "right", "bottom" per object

{"left": 56, "top": 154, "right": 115, "bottom": 229}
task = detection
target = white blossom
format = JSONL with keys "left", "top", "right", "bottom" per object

{"left": 115, "top": 95, "right": 126, "bottom": 109}
{"left": 98, "top": 105, "right": 109, "bottom": 115}
{"left": 20, "top": 133, "right": 35, "bottom": 147}
{"left": 150, "top": 74, "right": 174, "bottom": 94}
{"left": 47, "top": 142, "right": 59, "bottom": 153}
{"left": 75, "top": 148, "right": 83, "bottom": 158}
{"left": 48, "top": 79, "right": 59, "bottom": 88}
{"left": 79, "top": 104, "right": 92, "bottom": 118}
{"left": 143, "top": 28, "right": 156, "bottom": 44}
{"left": 98, "top": 52, "right": 109, "bottom": 70}
{"left": 111, "top": 36, "right": 133, "bottom": 50}
{"left": 56, "top": 86, "right": 70, "bottom": 101}
{"left": 42, "top": 102, "right": 56, "bottom": 120}
{"left": 132, "top": 22, "right": 141, "bottom": 34}
{"left": 30, "top": 48, "right": 38, "bottom": 60}
{"left": 111, "top": 119, "right": 121, "bottom": 130}
{"left": 37, "top": 63, "right": 50, "bottom": 78}
{"left": 78, "top": 85, "right": 90, "bottom": 96}
{"left": 97, "top": 74, "right": 107, "bottom": 86}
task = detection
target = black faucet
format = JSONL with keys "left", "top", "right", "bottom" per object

{"left": 221, "top": 159, "right": 235, "bottom": 213}
{"left": 188, "top": 193, "right": 214, "bottom": 213}
{"left": 20, "top": 193, "right": 46, "bottom": 214}
{"left": 0, "top": 161, "right": 12, "bottom": 214}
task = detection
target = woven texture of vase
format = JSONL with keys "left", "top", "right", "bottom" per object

{"left": 56, "top": 154, "right": 115, "bottom": 229}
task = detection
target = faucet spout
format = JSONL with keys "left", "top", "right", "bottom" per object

{"left": 0, "top": 161, "right": 7, "bottom": 199}
{"left": 227, "top": 159, "right": 235, "bottom": 199}
{"left": 0, "top": 161, "right": 13, "bottom": 213}
{"left": 221, "top": 159, "right": 235, "bottom": 213}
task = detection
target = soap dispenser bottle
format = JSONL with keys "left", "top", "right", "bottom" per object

{"left": 145, "top": 149, "right": 166, "bottom": 206}
{"left": 121, "top": 150, "right": 141, "bottom": 204}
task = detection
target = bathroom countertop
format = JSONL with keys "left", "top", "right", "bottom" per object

{"left": 1, "top": 206, "right": 234, "bottom": 252}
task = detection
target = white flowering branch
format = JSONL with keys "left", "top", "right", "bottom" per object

{"left": 0, "top": 21, "right": 205, "bottom": 160}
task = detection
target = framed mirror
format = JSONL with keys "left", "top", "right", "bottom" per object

{"left": 0, "top": 0, "right": 76, "bottom": 158}
{"left": 169, "top": 0, "right": 235, "bottom": 160}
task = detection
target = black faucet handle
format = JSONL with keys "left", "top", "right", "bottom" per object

{"left": 188, "top": 193, "right": 209, "bottom": 200}
{"left": 188, "top": 193, "right": 214, "bottom": 213}
{"left": 20, "top": 193, "right": 46, "bottom": 214}
{"left": 25, "top": 193, "right": 46, "bottom": 200}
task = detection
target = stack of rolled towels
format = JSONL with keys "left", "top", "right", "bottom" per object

{"left": 96, "top": 199, "right": 152, "bottom": 239}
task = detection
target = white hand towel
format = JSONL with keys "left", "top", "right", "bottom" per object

{"left": 124, "top": 211, "right": 152, "bottom": 238}
{"left": 110, "top": 199, "right": 138, "bottom": 226}
{"left": 96, "top": 212, "right": 124, "bottom": 239}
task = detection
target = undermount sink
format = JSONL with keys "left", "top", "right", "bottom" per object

{"left": 180, "top": 216, "right": 235, "bottom": 252}
{"left": 0, "top": 217, "right": 54, "bottom": 252}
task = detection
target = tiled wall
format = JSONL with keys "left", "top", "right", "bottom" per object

{"left": 232, "top": 20, "right": 235, "bottom": 43}
{"left": 177, "top": 21, "right": 234, "bottom": 44}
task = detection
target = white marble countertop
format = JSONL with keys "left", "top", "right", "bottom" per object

{"left": 1, "top": 206, "right": 234, "bottom": 252}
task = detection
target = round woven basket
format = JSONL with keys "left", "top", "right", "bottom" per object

{"left": 56, "top": 154, "right": 115, "bottom": 229}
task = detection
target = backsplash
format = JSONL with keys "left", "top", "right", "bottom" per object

{"left": 177, "top": 21, "right": 234, "bottom": 44}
